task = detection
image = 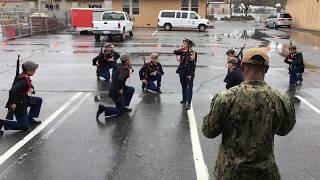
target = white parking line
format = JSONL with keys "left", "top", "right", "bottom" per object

{"left": 152, "top": 29, "right": 158, "bottom": 37}
{"left": 41, "top": 93, "right": 91, "bottom": 139}
{"left": 187, "top": 104, "right": 209, "bottom": 180}
{"left": 295, "top": 95, "right": 320, "bottom": 114}
{"left": 210, "top": 94, "right": 320, "bottom": 115}
{"left": 0, "top": 92, "right": 83, "bottom": 166}
{"left": 73, "top": 41, "right": 220, "bottom": 46}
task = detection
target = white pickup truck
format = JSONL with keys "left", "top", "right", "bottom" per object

{"left": 92, "top": 11, "right": 134, "bottom": 41}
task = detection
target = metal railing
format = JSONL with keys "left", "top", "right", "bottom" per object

{"left": 0, "top": 9, "right": 69, "bottom": 40}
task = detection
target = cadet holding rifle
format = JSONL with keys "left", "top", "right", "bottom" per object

{"left": 92, "top": 43, "right": 120, "bottom": 81}
{"left": 139, "top": 53, "right": 164, "bottom": 93}
{"left": 174, "top": 38, "right": 197, "bottom": 110}
{"left": 284, "top": 45, "right": 304, "bottom": 87}
{"left": 96, "top": 53, "right": 135, "bottom": 119}
{"left": 1, "top": 61, "right": 42, "bottom": 134}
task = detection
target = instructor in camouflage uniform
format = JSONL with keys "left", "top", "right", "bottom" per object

{"left": 202, "top": 48, "right": 296, "bottom": 180}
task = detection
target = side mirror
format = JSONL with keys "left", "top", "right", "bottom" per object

{"left": 130, "top": 17, "right": 135, "bottom": 21}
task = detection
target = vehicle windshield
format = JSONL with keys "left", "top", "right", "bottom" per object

{"left": 102, "top": 12, "right": 125, "bottom": 21}
{"left": 279, "top": 13, "right": 292, "bottom": 18}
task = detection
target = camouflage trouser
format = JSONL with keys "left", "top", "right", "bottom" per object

{"left": 214, "top": 165, "right": 281, "bottom": 180}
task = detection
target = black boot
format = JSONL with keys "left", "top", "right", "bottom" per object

{"left": 124, "top": 107, "right": 132, "bottom": 112}
{"left": 0, "top": 120, "right": 3, "bottom": 135}
{"left": 29, "top": 118, "right": 41, "bottom": 125}
{"left": 185, "top": 104, "right": 191, "bottom": 110}
{"left": 96, "top": 104, "right": 105, "bottom": 120}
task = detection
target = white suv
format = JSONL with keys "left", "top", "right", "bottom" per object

{"left": 158, "top": 10, "right": 210, "bottom": 32}
{"left": 265, "top": 13, "right": 293, "bottom": 29}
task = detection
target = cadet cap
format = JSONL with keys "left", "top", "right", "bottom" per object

{"left": 289, "top": 45, "right": 297, "bottom": 51}
{"left": 242, "top": 48, "right": 269, "bottom": 67}
{"left": 104, "top": 43, "right": 114, "bottom": 48}
{"left": 22, "top": 61, "right": 39, "bottom": 72}
{"left": 150, "top": 53, "right": 159, "bottom": 60}
{"left": 228, "top": 57, "right": 238, "bottom": 65}
{"left": 120, "top": 53, "right": 130, "bottom": 62}
{"left": 226, "top": 49, "right": 235, "bottom": 55}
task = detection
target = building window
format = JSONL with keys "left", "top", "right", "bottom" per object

{"left": 132, "top": 0, "right": 139, "bottom": 15}
{"left": 181, "top": 0, "right": 188, "bottom": 11}
{"left": 122, "top": 0, "right": 130, "bottom": 14}
{"left": 191, "top": 0, "right": 198, "bottom": 12}
{"left": 55, "top": 4, "right": 59, "bottom": 10}
{"left": 89, "top": 5, "right": 102, "bottom": 8}
{"left": 46, "top": 3, "right": 54, "bottom": 11}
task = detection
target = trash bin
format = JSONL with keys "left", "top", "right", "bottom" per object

{"left": 4, "top": 26, "right": 16, "bottom": 38}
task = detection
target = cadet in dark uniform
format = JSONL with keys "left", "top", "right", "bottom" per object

{"left": 226, "top": 49, "right": 241, "bottom": 68}
{"left": 139, "top": 53, "right": 164, "bottom": 93}
{"left": 284, "top": 46, "right": 304, "bottom": 87}
{"left": 96, "top": 53, "right": 135, "bottom": 119}
{"left": 224, "top": 57, "right": 244, "bottom": 89}
{"left": 92, "top": 43, "right": 120, "bottom": 81}
{"left": 174, "top": 38, "right": 197, "bottom": 110}
{"left": 203, "top": 48, "right": 296, "bottom": 180}
{"left": 0, "top": 61, "right": 42, "bottom": 134}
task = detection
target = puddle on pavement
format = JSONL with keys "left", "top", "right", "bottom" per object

{"left": 223, "top": 29, "right": 255, "bottom": 39}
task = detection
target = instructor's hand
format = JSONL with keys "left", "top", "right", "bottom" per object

{"left": 118, "top": 89, "right": 124, "bottom": 95}
{"left": 187, "top": 76, "right": 192, "bottom": 80}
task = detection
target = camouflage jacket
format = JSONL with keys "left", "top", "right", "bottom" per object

{"left": 202, "top": 81, "right": 296, "bottom": 180}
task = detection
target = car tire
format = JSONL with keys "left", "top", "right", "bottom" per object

{"left": 164, "top": 23, "right": 172, "bottom": 31}
{"left": 129, "top": 30, "right": 133, "bottom": 37}
{"left": 198, "top": 24, "right": 206, "bottom": 32}
{"left": 120, "top": 29, "right": 125, "bottom": 41}
{"left": 95, "top": 34, "right": 100, "bottom": 42}
{"left": 265, "top": 22, "right": 269, "bottom": 28}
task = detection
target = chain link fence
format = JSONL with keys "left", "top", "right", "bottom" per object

{"left": 0, "top": 9, "right": 69, "bottom": 40}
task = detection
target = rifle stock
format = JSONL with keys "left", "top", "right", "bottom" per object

{"left": 7, "top": 55, "right": 20, "bottom": 120}
{"left": 236, "top": 44, "right": 246, "bottom": 60}
{"left": 142, "top": 51, "right": 148, "bottom": 91}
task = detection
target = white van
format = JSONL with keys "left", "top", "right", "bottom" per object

{"left": 158, "top": 10, "right": 210, "bottom": 32}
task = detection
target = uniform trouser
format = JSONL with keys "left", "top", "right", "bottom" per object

{"left": 289, "top": 67, "right": 303, "bottom": 85}
{"left": 147, "top": 74, "right": 162, "bottom": 91}
{"left": 179, "top": 74, "right": 194, "bottom": 105}
{"left": 3, "top": 96, "right": 42, "bottom": 130}
{"left": 97, "top": 64, "right": 113, "bottom": 80}
{"left": 102, "top": 86, "right": 135, "bottom": 116}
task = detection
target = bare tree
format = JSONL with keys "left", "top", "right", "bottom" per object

{"left": 232, "top": 0, "right": 287, "bottom": 17}
{"left": 227, "top": 0, "right": 235, "bottom": 17}
{"left": 233, "top": 0, "right": 255, "bottom": 17}
{"left": 206, "top": 0, "right": 210, "bottom": 17}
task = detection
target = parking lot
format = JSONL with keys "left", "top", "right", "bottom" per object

{"left": 0, "top": 21, "right": 320, "bottom": 180}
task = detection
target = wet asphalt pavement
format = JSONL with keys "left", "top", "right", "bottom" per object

{"left": 0, "top": 21, "right": 320, "bottom": 180}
